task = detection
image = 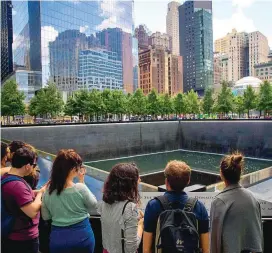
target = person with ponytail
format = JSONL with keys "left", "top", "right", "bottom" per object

{"left": 210, "top": 152, "right": 263, "bottom": 253}
{"left": 41, "top": 149, "right": 97, "bottom": 253}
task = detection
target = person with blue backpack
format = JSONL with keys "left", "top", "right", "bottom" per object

{"left": 1, "top": 147, "right": 46, "bottom": 253}
{"left": 143, "top": 160, "right": 210, "bottom": 253}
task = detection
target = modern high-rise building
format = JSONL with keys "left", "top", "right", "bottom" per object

{"left": 1, "top": 0, "right": 13, "bottom": 82}
{"left": 179, "top": 1, "right": 213, "bottom": 96}
{"left": 11, "top": 0, "right": 137, "bottom": 101}
{"left": 248, "top": 31, "right": 270, "bottom": 76}
{"left": 135, "top": 25, "right": 149, "bottom": 52}
{"left": 166, "top": 1, "right": 180, "bottom": 56}
{"left": 78, "top": 49, "right": 123, "bottom": 91}
{"left": 138, "top": 47, "right": 183, "bottom": 96}
{"left": 148, "top": 32, "right": 171, "bottom": 51}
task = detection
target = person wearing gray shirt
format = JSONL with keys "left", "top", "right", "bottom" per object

{"left": 98, "top": 163, "right": 144, "bottom": 253}
{"left": 210, "top": 153, "right": 263, "bottom": 253}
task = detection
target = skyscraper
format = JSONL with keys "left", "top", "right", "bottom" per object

{"left": 148, "top": 32, "right": 171, "bottom": 51}
{"left": 135, "top": 25, "right": 149, "bottom": 52}
{"left": 179, "top": 1, "right": 213, "bottom": 96}
{"left": 248, "top": 31, "right": 270, "bottom": 76}
{"left": 11, "top": 0, "right": 137, "bottom": 100}
{"left": 1, "top": 0, "right": 13, "bottom": 82}
{"left": 139, "top": 47, "right": 183, "bottom": 96}
{"left": 166, "top": 1, "right": 180, "bottom": 56}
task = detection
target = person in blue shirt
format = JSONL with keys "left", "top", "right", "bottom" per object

{"left": 143, "top": 160, "right": 210, "bottom": 253}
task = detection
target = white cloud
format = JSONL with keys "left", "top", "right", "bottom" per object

{"left": 13, "top": 34, "right": 24, "bottom": 51}
{"left": 232, "top": 0, "right": 256, "bottom": 8}
{"left": 96, "top": 0, "right": 130, "bottom": 33}
{"left": 41, "top": 26, "right": 59, "bottom": 84}
{"left": 213, "top": 9, "right": 256, "bottom": 41}
{"left": 80, "top": 25, "right": 89, "bottom": 33}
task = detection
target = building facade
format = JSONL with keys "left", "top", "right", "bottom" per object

{"left": 179, "top": 1, "right": 213, "bottom": 96}
{"left": 248, "top": 31, "right": 270, "bottom": 76}
{"left": 227, "top": 30, "right": 249, "bottom": 82}
{"left": 148, "top": 32, "right": 171, "bottom": 51}
{"left": 135, "top": 25, "right": 149, "bottom": 52}
{"left": 214, "top": 36, "right": 228, "bottom": 54}
{"left": 1, "top": 0, "right": 13, "bottom": 82}
{"left": 138, "top": 47, "right": 182, "bottom": 96}
{"left": 78, "top": 49, "right": 123, "bottom": 91}
{"left": 11, "top": 0, "right": 137, "bottom": 100}
{"left": 166, "top": 1, "right": 180, "bottom": 55}
{"left": 254, "top": 61, "right": 272, "bottom": 83}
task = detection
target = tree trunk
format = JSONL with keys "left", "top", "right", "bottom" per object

{"left": 247, "top": 110, "right": 250, "bottom": 119}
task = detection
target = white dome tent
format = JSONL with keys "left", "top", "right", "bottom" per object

{"left": 232, "top": 76, "right": 262, "bottom": 96}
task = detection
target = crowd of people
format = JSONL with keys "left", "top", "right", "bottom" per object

{"left": 1, "top": 140, "right": 264, "bottom": 253}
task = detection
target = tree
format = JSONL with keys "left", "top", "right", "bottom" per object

{"left": 202, "top": 88, "right": 214, "bottom": 116}
{"left": 161, "top": 93, "right": 173, "bottom": 119}
{"left": 64, "top": 96, "right": 77, "bottom": 120}
{"left": 1, "top": 80, "right": 25, "bottom": 123}
{"left": 30, "top": 82, "right": 63, "bottom": 118}
{"left": 28, "top": 95, "right": 39, "bottom": 119}
{"left": 234, "top": 96, "right": 245, "bottom": 118}
{"left": 110, "top": 90, "right": 127, "bottom": 120}
{"left": 185, "top": 89, "right": 200, "bottom": 115}
{"left": 257, "top": 81, "right": 272, "bottom": 116}
{"left": 173, "top": 93, "right": 186, "bottom": 117}
{"left": 88, "top": 89, "right": 104, "bottom": 121}
{"left": 216, "top": 81, "right": 234, "bottom": 115}
{"left": 147, "top": 89, "right": 161, "bottom": 118}
{"left": 243, "top": 85, "right": 257, "bottom": 118}
{"left": 73, "top": 89, "right": 90, "bottom": 120}
{"left": 129, "top": 89, "right": 147, "bottom": 117}
{"left": 101, "top": 89, "right": 112, "bottom": 118}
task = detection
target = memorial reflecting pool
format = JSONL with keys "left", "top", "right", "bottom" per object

{"left": 85, "top": 150, "right": 272, "bottom": 175}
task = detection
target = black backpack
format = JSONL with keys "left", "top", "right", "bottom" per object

{"left": 154, "top": 196, "right": 201, "bottom": 253}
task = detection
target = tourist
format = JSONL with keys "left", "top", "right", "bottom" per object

{"left": 210, "top": 153, "right": 263, "bottom": 253}
{"left": 98, "top": 163, "right": 144, "bottom": 253}
{"left": 41, "top": 149, "right": 97, "bottom": 253}
{"left": 1, "top": 142, "right": 10, "bottom": 168}
{"left": 1, "top": 141, "right": 40, "bottom": 190}
{"left": 143, "top": 160, "right": 209, "bottom": 253}
{"left": 1, "top": 147, "right": 46, "bottom": 253}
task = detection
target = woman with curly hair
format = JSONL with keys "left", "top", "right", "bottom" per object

{"left": 98, "top": 163, "right": 144, "bottom": 253}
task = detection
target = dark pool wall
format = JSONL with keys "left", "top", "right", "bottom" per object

{"left": 2, "top": 120, "right": 272, "bottom": 159}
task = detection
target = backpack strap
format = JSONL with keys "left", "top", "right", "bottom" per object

{"left": 155, "top": 195, "right": 171, "bottom": 211}
{"left": 184, "top": 197, "right": 198, "bottom": 212}
{"left": 121, "top": 200, "right": 131, "bottom": 253}
{"left": 1, "top": 175, "right": 25, "bottom": 186}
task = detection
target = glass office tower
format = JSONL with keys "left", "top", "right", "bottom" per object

{"left": 179, "top": 1, "right": 213, "bottom": 96}
{"left": 12, "top": 0, "right": 137, "bottom": 101}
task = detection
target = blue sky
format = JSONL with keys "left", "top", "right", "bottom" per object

{"left": 134, "top": 0, "right": 272, "bottom": 48}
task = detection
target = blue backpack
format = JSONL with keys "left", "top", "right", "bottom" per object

{"left": 1, "top": 175, "right": 26, "bottom": 238}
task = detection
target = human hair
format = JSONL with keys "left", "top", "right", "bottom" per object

{"left": 220, "top": 152, "right": 244, "bottom": 184}
{"left": 103, "top": 163, "right": 140, "bottom": 205}
{"left": 11, "top": 147, "right": 36, "bottom": 169}
{"left": 164, "top": 160, "right": 191, "bottom": 192}
{"left": 9, "top": 140, "right": 26, "bottom": 153}
{"left": 1, "top": 142, "right": 8, "bottom": 161}
{"left": 48, "top": 149, "right": 82, "bottom": 195}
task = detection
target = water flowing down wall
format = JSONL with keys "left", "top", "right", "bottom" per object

{"left": 2, "top": 120, "right": 272, "bottom": 160}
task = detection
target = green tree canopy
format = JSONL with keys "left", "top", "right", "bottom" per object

{"left": 147, "top": 89, "right": 161, "bottom": 117}
{"left": 29, "top": 82, "right": 63, "bottom": 118}
{"left": 185, "top": 89, "right": 200, "bottom": 115}
{"left": 161, "top": 93, "right": 173, "bottom": 118}
{"left": 202, "top": 88, "right": 214, "bottom": 115}
{"left": 173, "top": 93, "right": 186, "bottom": 116}
{"left": 243, "top": 85, "right": 257, "bottom": 117}
{"left": 1, "top": 80, "right": 25, "bottom": 119}
{"left": 129, "top": 89, "right": 147, "bottom": 116}
{"left": 64, "top": 96, "right": 77, "bottom": 118}
{"left": 257, "top": 81, "right": 272, "bottom": 115}
{"left": 234, "top": 95, "right": 245, "bottom": 118}
{"left": 216, "top": 81, "right": 234, "bottom": 115}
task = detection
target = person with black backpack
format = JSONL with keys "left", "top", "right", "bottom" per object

{"left": 143, "top": 160, "right": 209, "bottom": 253}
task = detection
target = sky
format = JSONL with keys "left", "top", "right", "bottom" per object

{"left": 134, "top": 0, "right": 272, "bottom": 49}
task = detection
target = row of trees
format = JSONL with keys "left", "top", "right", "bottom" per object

{"left": 1, "top": 80, "right": 272, "bottom": 122}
